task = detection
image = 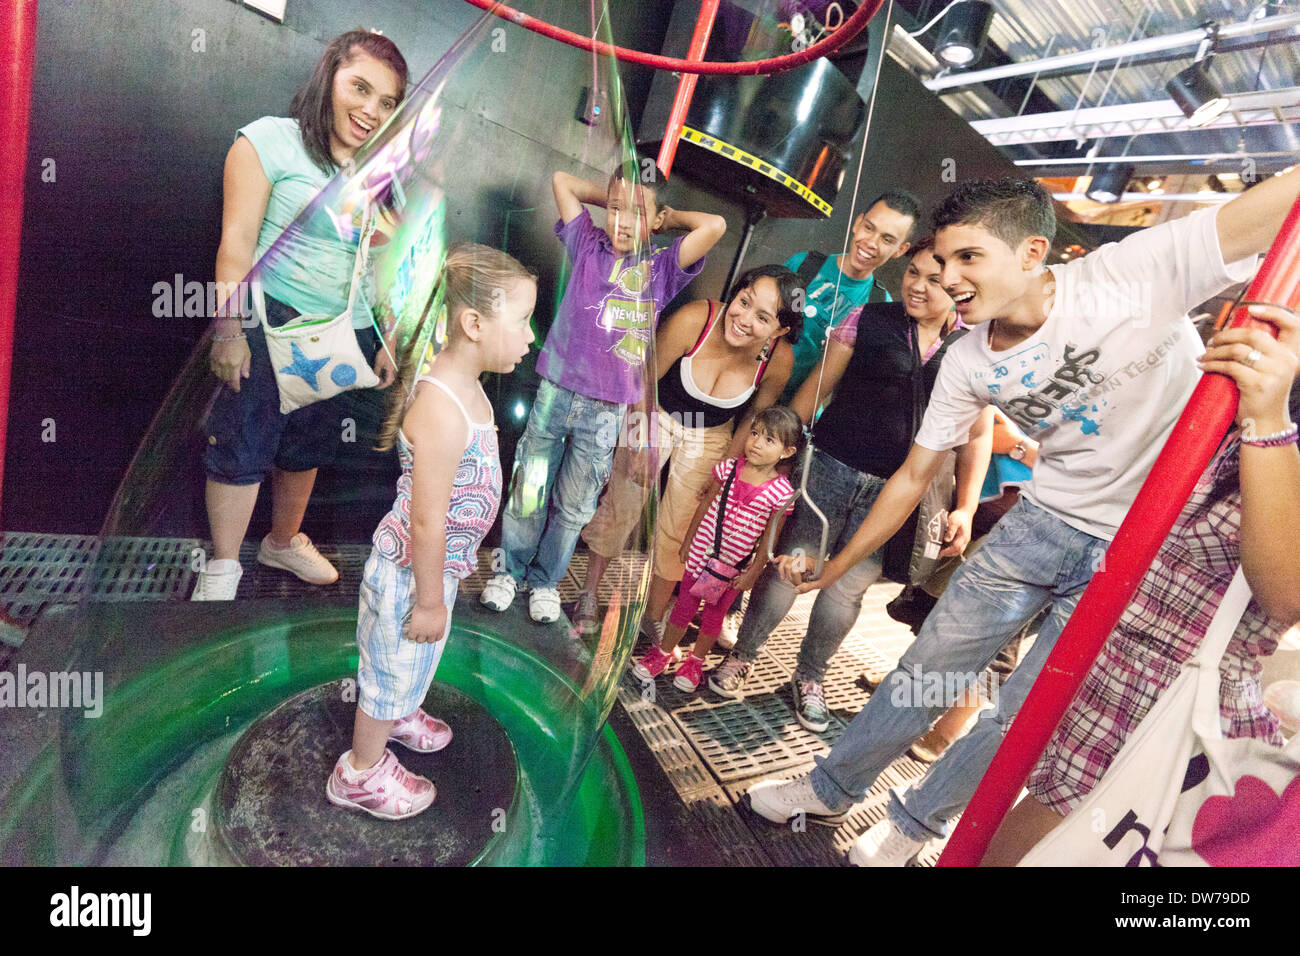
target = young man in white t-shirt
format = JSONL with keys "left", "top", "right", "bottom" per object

{"left": 744, "top": 170, "right": 1300, "bottom": 865}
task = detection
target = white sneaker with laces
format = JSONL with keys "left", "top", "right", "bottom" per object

{"left": 747, "top": 774, "right": 849, "bottom": 826}
{"left": 529, "top": 586, "right": 562, "bottom": 624}
{"left": 848, "top": 819, "right": 925, "bottom": 867}
{"left": 191, "top": 558, "right": 243, "bottom": 601}
{"left": 717, "top": 610, "right": 741, "bottom": 650}
{"left": 256, "top": 533, "right": 338, "bottom": 585}
{"left": 479, "top": 573, "right": 517, "bottom": 612}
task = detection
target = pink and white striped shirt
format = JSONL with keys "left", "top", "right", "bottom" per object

{"left": 685, "top": 458, "right": 795, "bottom": 577}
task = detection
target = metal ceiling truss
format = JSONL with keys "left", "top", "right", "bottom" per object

{"left": 971, "top": 85, "right": 1300, "bottom": 146}
{"left": 922, "top": 11, "right": 1300, "bottom": 93}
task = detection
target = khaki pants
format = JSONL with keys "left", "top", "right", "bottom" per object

{"left": 581, "top": 408, "right": 733, "bottom": 583}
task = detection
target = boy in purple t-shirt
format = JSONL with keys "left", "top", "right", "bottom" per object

{"left": 481, "top": 167, "right": 727, "bottom": 623}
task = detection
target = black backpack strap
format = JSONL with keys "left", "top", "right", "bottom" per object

{"left": 710, "top": 461, "right": 739, "bottom": 560}
{"left": 867, "top": 277, "right": 888, "bottom": 304}
{"left": 794, "top": 251, "right": 827, "bottom": 287}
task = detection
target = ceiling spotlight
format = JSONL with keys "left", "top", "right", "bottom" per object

{"left": 934, "top": 1, "right": 994, "bottom": 68}
{"left": 1166, "top": 58, "right": 1228, "bottom": 127}
{"left": 1086, "top": 163, "right": 1135, "bottom": 204}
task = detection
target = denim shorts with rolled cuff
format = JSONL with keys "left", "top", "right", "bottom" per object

{"left": 202, "top": 293, "right": 380, "bottom": 485}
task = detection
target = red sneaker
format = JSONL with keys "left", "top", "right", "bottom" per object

{"left": 673, "top": 654, "right": 705, "bottom": 693}
{"left": 631, "top": 645, "right": 673, "bottom": 681}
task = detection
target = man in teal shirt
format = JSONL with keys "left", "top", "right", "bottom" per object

{"left": 780, "top": 189, "right": 920, "bottom": 402}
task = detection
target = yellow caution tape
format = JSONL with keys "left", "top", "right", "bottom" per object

{"left": 679, "top": 125, "right": 833, "bottom": 216}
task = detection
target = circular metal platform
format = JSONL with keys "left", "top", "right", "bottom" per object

{"left": 214, "top": 680, "right": 517, "bottom": 866}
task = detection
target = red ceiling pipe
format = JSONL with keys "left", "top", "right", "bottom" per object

{"left": 656, "top": 0, "right": 720, "bottom": 180}
{"left": 462, "top": 0, "right": 882, "bottom": 76}
{"left": 938, "top": 195, "right": 1300, "bottom": 867}
{"left": 0, "top": 0, "right": 39, "bottom": 531}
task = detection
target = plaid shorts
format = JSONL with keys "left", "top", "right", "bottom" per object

{"left": 355, "top": 550, "right": 459, "bottom": 721}
{"left": 1027, "top": 438, "right": 1285, "bottom": 815}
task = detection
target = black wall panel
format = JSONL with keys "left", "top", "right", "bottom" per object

{"left": 7, "top": 0, "right": 1024, "bottom": 539}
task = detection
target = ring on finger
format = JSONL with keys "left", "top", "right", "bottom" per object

{"left": 1243, "top": 348, "right": 1263, "bottom": 369}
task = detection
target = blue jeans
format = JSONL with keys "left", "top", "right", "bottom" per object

{"left": 502, "top": 379, "right": 622, "bottom": 588}
{"left": 807, "top": 497, "right": 1108, "bottom": 838}
{"left": 732, "top": 448, "right": 886, "bottom": 683}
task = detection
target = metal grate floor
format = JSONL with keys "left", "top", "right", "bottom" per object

{"left": 606, "top": 563, "right": 972, "bottom": 867}
{"left": 0, "top": 533, "right": 205, "bottom": 629}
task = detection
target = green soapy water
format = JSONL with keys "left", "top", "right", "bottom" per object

{"left": 0, "top": 610, "right": 644, "bottom": 866}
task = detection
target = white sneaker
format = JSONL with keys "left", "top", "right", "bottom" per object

{"left": 747, "top": 774, "right": 849, "bottom": 826}
{"left": 848, "top": 819, "right": 925, "bottom": 867}
{"left": 717, "top": 610, "right": 741, "bottom": 650}
{"left": 191, "top": 559, "right": 243, "bottom": 601}
{"left": 256, "top": 533, "right": 338, "bottom": 585}
{"left": 479, "top": 573, "right": 517, "bottom": 612}
{"left": 529, "top": 586, "right": 562, "bottom": 624}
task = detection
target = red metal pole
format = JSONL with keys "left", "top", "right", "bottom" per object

{"left": 656, "top": 0, "right": 720, "bottom": 180}
{"left": 938, "top": 196, "right": 1300, "bottom": 866}
{"left": 462, "top": 0, "right": 882, "bottom": 76}
{"left": 0, "top": 0, "right": 39, "bottom": 531}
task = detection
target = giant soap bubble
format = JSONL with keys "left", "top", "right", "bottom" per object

{"left": 0, "top": 4, "right": 666, "bottom": 866}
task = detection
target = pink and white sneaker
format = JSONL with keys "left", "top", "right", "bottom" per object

{"left": 631, "top": 645, "right": 673, "bottom": 681}
{"left": 673, "top": 654, "right": 705, "bottom": 693}
{"left": 325, "top": 749, "right": 436, "bottom": 821}
{"left": 389, "top": 707, "right": 453, "bottom": 754}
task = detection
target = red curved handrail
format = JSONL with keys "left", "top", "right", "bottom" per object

{"left": 938, "top": 196, "right": 1300, "bottom": 867}
{"left": 462, "top": 0, "right": 883, "bottom": 75}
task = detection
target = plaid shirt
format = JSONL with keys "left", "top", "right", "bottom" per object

{"left": 1028, "top": 434, "right": 1287, "bottom": 815}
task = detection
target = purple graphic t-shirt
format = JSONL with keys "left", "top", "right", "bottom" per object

{"left": 536, "top": 209, "right": 704, "bottom": 405}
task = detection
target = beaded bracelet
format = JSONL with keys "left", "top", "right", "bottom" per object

{"left": 212, "top": 332, "right": 247, "bottom": 343}
{"left": 1241, "top": 422, "right": 1299, "bottom": 447}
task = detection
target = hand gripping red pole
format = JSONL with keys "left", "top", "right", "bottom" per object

{"left": 938, "top": 196, "right": 1300, "bottom": 867}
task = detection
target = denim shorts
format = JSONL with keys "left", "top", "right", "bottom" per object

{"left": 202, "top": 293, "right": 380, "bottom": 484}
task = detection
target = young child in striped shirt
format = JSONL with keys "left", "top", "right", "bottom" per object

{"left": 632, "top": 406, "right": 800, "bottom": 692}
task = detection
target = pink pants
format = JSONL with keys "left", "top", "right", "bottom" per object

{"left": 669, "top": 570, "right": 741, "bottom": 634}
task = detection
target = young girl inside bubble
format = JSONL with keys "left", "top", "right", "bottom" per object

{"left": 326, "top": 243, "right": 537, "bottom": 820}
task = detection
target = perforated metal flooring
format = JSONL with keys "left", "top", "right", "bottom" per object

{"left": 0, "top": 532, "right": 377, "bottom": 635}
{"left": 586, "top": 558, "right": 958, "bottom": 869}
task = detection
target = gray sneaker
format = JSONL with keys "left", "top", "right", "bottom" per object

{"left": 707, "top": 655, "right": 753, "bottom": 699}
{"left": 792, "top": 679, "right": 829, "bottom": 732}
{"left": 572, "top": 589, "right": 600, "bottom": 634}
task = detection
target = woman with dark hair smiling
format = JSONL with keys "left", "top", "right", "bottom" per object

{"left": 574, "top": 264, "right": 803, "bottom": 635}
{"left": 194, "top": 30, "right": 408, "bottom": 600}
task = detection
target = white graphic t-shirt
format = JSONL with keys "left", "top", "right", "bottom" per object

{"left": 915, "top": 206, "right": 1258, "bottom": 539}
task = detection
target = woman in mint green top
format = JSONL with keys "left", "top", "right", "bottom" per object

{"left": 192, "top": 30, "right": 408, "bottom": 601}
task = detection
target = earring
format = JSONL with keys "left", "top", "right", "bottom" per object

{"left": 758, "top": 340, "right": 772, "bottom": 363}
